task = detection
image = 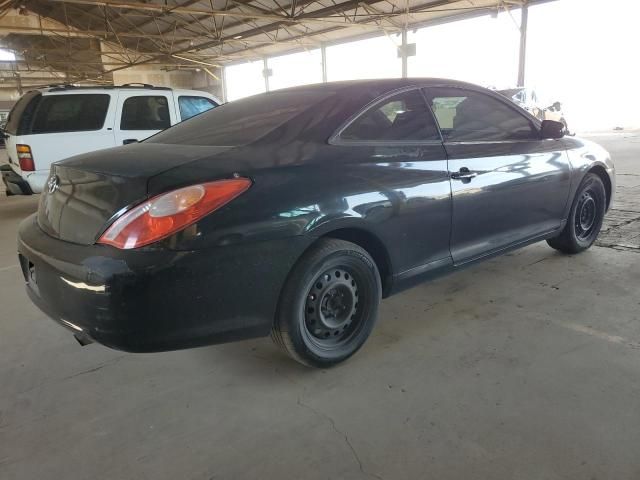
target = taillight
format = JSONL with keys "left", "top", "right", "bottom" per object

{"left": 98, "top": 178, "right": 251, "bottom": 249}
{"left": 17, "top": 144, "right": 35, "bottom": 171}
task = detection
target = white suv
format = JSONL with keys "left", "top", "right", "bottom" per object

{"left": 1, "top": 84, "right": 219, "bottom": 195}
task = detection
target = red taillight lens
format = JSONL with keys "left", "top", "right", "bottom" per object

{"left": 17, "top": 144, "right": 35, "bottom": 171}
{"left": 98, "top": 178, "right": 251, "bottom": 249}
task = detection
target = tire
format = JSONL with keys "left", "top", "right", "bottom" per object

{"left": 271, "top": 238, "right": 382, "bottom": 368}
{"left": 547, "top": 173, "right": 606, "bottom": 254}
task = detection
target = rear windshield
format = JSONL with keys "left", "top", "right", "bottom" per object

{"left": 31, "top": 94, "right": 110, "bottom": 134}
{"left": 147, "top": 89, "right": 333, "bottom": 146}
{"left": 5, "top": 93, "right": 110, "bottom": 135}
{"left": 4, "top": 91, "right": 40, "bottom": 135}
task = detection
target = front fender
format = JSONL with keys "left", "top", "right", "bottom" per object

{"left": 564, "top": 136, "right": 616, "bottom": 211}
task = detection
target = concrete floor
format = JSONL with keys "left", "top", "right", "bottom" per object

{"left": 1, "top": 133, "right": 639, "bottom": 480}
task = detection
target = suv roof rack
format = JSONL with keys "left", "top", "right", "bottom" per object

{"left": 121, "top": 82, "right": 155, "bottom": 88}
{"left": 46, "top": 83, "right": 172, "bottom": 92}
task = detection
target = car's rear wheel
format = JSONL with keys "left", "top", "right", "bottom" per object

{"left": 547, "top": 173, "right": 606, "bottom": 254}
{"left": 271, "top": 238, "right": 381, "bottom": 368}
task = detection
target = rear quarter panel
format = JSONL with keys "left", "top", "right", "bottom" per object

{"left": 155, "top": 140, "right": 452, "bottom": 282}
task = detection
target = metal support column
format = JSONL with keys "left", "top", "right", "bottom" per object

{"left": 321, "top": 44, "right": 328, "bottom": 83}
{"left": 263, "top": 57, "right": 270, "bottom": 92}
{"left": 221, "top": 66, "right": 228, "bottom": 102}
{"left": 517, "top": 1, "right": 529, "bottom": 87}
{"left": 401, "top": 28, "right": 408, "bottom": 78}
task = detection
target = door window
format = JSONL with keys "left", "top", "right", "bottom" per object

{"left": 340, "top": 89, "right": 440, "bottom": 141}
{"left": 120, "top": 96, "right": 170, "bottom": 130}
{"left": 30, "top": 94, "right": 110, "bottom": 134}
{"left": 178, "top": 96, "right": 217, "bottom": 121}
{"left": 428, "top": 87, "right": 537, "bottom": 142}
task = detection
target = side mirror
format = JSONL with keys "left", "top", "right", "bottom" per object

{"left": 540, "top": 120, "right": 565, "bottom": 139}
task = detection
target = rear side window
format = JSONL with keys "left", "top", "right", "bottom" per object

{"left": 121, "top": 96, "right": 170, "bottom": 130}
{"left": 428, "top": 87, "right": 537, "bottom": 142}
{"left": 340, "top": 89, "right": 440, "bottom": 142}
{"left": 30, "top": 94, "right": 110, "bottom": 134}
{"left": 5, "top": 91, "right": 41, "bottom": 135}
{"left": 179, "top": 96, "right": 216, "bottom": 121}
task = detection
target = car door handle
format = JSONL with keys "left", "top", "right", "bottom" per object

{"left": 450, "top": 168, "right": 478, "bottom": 181}
{"left": 122, "top": 138, "right": 138, "bottom": 145}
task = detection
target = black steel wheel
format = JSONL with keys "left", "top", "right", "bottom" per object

{"left": 272, "top": 238, "right": 381, "bottom": 367}
{"left": 547, "top": 173, "right": 606, "bottom": 254}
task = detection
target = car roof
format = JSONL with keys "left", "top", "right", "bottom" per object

{"left": 269, "top": 77, "right": 485, "bottom": 95}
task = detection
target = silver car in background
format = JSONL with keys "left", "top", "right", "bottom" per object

{"left": 497, "top": 87, "right": 571, "bottom": 135}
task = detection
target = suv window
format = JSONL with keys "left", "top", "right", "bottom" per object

{"left": 5, "top": 91, "right": 41, "bottom": 135}
{"left": 340, "top": 89, "right": 440, "bottom": 141}
{"left": 179, "top": 96, "right": 216, "bottom": 121}
{"left": 121, "top": 96, "right": 170, "bottom": 130}
{"left": 30, "top": 94, "right": 110, "bottom": 134}
{"left": 428, "top": 87, "right": 537, "bottom": 142}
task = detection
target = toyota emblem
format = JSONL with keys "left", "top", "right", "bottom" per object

{"left": 47, "top": 175, "right": 60, "bottom": 194}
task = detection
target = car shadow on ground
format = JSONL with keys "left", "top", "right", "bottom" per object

{"left": 185, "top": 242, "right": 607, "bottom": 382}
{"left": 0, "top": 195, "right": 40, "bottom": 221}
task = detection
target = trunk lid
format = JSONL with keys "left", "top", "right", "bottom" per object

{"left": 37, "top": 143, "right": 233, "bottom": 244}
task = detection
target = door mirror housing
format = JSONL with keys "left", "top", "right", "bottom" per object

{"left": 540, "top": 119, "right": 565, "bottom": 139}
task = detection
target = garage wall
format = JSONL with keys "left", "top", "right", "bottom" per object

{"left": 190, "top": 69, "right": 225, "bottom": 102}
{"left": 112, "top": 65, "right": 223, "bottom": 99}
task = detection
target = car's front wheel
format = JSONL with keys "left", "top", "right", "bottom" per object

{"left": 271, "top": 238, "right": 381, "bottom": 367}
{"left": 547, "top": 173, "right": 606, "bottom": 254}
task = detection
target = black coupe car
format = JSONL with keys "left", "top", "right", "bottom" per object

{"left": 18, "top": 79, "right": 615, "bottom": 367}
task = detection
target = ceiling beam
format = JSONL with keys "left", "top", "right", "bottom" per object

{"left": 46, "top": 0, "right": 399, "bottom": 29}
{"left": 0, "top": 24, "right": 198, "bottom": 39}
{"left": 217, "top": 0, "right": 456, "bottom": 61}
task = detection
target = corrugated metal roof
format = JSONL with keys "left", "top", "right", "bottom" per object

{"left": 0, "top": 0, "right": 546, "bottom": 83}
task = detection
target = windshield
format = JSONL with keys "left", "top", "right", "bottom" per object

{"left": 147, "top": 89, "right": 334, "bottom": 147}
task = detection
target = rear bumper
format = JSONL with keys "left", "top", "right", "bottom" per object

{"left": 1, "top": 164, "right": 33, "bottom": 195}
{"left": 18, "top": 215, "right": 311, "bottom": 352}
{"left": 22, "top": 170, "right": 48, "bottom": 194}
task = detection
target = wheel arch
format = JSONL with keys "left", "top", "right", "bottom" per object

{"left": 319, "top": 227, "right": 394, "bottom": 297}
{"left": 587, "top": 164, "right": 612, "bottom": 210}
